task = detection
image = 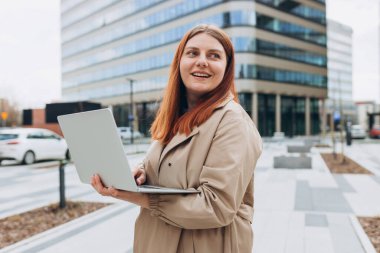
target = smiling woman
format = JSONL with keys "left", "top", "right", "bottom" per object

{"left": 90, "top": 24, "right": 263, "bottom": 253}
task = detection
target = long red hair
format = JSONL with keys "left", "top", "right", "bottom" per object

{"left": 150, "top": 24, "right": 238, "bottom": 144}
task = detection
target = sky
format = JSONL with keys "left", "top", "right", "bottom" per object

{"left": 0, "top": 0, "right": 379, "bottom": 110}
{"left": 326, "top": 0, "right": 380, "bottom": 103}
{"left": 0, "top": 0, "right": 60, "bottom": 109}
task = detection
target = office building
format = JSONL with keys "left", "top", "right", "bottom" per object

{"left": 326, "top": 19, "right": 355, "bottom": 126}
{"left": 61, "top": 0, "right": 327, "bottom": 136}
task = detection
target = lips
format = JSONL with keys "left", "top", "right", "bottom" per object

{"left": 191, "top": 72, "right": 212, "bottom": 78}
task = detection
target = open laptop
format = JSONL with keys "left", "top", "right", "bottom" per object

{"left": 57, "top": 108, "right": 199, "bottom": 194}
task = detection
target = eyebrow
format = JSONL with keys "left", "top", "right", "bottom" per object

{"left": 185, "top": 46, "right": 224, "bottom": 54}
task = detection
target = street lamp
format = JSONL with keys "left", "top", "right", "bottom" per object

{"left": 126, "top": 78, "right": 135, "bottom": 144}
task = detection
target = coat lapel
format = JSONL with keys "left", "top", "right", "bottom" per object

{"left": 158, "top": 126, "right": 199, "bottom": 166}
{"left": 146, "top": 141, "right": 163, "bottom": 179}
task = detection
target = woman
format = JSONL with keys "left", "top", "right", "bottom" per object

{"left": 91, "top": 24, "right": 262, "bottom": 253}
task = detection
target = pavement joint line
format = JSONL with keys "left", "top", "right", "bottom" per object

{"left": 0, "top": 202, "right": 137, "bottom": 253}
{"left": 348, "top": 214, "right": 377, "bottom": 253}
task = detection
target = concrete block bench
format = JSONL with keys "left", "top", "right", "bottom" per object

{"left": 287, "top": 145, "right": 312, "bottom": 153}
{"left": 273, "top": 155, "right": 312, "bottom": 169}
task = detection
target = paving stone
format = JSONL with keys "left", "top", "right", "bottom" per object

{"left": 304, "top": 227, "right": 335, "bottom": 253}
{"left": 372, "top": 176, "right": 380, "bottom": 186}
{"left": 295, "top": 181, "right": 353, "bottom": 213}
{"left": 305, "top": 213, "right": 328, "bottom": 227}
{"left": 312, "top": 188, "right": 353, "bottom": 213}
{"left": 256, "top": 166, "right": 270, "bottom": 172}
{"left": 295, "top": 180, "right": 313, "bottom": 211}
{"left": 328, "top": 214, "right": 365, "bottom": 253}
{"left": 333, "top": 175, "right": 356, "bottom": 193}
{"left": 284, "top": 212, "right": 304, "bottom": 253}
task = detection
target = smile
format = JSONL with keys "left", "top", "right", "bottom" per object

{"left": 191, "top": 72, "right": 211, "bottom": 78}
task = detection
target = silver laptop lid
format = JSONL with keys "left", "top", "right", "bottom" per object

{"left": 58, "top": 108, "right": 138, "bottom": 191}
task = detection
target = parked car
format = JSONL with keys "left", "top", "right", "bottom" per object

{"left": 0, "top": 128, "right": 69, "bottom": 165}
{"left": 350, "top": 124, "right": 366, "bottom": 139}
{"left": 369, "top": 125, "right": 380, "bottom": 138}
{"left": 117, "top": 127, "right": 143, "bottom": 140}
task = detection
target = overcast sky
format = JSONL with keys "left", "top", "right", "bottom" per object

{"left": 327, "top": 0, "right": 380, "bottom": 103}
{"left": 0, "top": 0, "right": 379, "bottom": 110}
{"left": 0, "top": 0, "right": 60, "bottom": 109}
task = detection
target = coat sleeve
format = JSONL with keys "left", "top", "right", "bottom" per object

{"left": 148, "top": 110, "right": 262, "bottom": 229}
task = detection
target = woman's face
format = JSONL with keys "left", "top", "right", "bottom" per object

{"left": 180, "top": 33, "right": 227, "bottom": 100}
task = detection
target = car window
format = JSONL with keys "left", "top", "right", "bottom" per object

{"left": 0, "top": 134, "right": 19, "bottom": 140}
{"left": 27, "top": 132, "right": 44, "bottom": 139}
{"left": 44, "top": 134, "right": 59, "bottom": 139}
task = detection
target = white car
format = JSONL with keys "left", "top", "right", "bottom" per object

{"left": 117, "top": 127, "right": 143, "bottom": 140}
{"left": 0, "top": 128, "right": 69, "bottom": 165}
{"left": 350, "top": 124, "right": 366, "bottom": 139}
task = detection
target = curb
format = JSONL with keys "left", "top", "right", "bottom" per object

{"left": 0, "top": 202, "right": 131, "bottom": 253}
{"left": 349, "top": 214, "right": 377, "bottom": 253}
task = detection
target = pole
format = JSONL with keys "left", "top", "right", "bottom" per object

{"left": 127, "top": 78, "right": 134, "bottom": 144}
{"left": 338, "top": 74, "right": 345, "bottom": 163}
{"left": 59, "top": 160, "right": 67, "bottom": 208}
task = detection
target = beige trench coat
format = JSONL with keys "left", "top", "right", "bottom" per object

{"left": 134, "top": 95, "right": 262, "bottom": 253}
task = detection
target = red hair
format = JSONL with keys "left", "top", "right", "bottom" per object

{"left": 150, "top": 24, "right": 238, "bottom": 144}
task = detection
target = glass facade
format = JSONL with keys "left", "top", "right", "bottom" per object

{"left": 238, "top": 93, "right": 252, "bottom": 116}
{"left": 233, "top": 37, "right": 326, "bottom": 66}
{"left": 63, "top": 8, "right": 326, "bottom": 61}
{"left": 258, "top": 94, "right": 276, "bottom": 136}
{"left": 255, "top": 0, "right": 326, "bottom": 24}
{"left": 62, "top": 0, "right": 223, "bottom": 58}
{"left": 281, "top": 96, "right": 305, "bottom": 136}
{"left": 255, "top": 13, "right": 326, "bottom": 45}
{"left": 136, "top": 102, "right": 159, "bottom": 136}
{"left": 310, "top": 98, "right": 320, "bottom": 134}
{"left": 236, "top": 64, "right": 327, "bottom": 88}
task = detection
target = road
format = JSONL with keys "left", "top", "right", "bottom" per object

{"left": 0, "top": 153, "right": 145, "bottom": 220}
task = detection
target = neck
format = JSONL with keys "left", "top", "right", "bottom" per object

{"left": 186, "top": 93, "right": 199, "bottom": 110}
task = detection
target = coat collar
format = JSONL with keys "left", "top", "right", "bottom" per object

{"left": 216, "top": 93, "right": 234, "bottom": 109}
{"left": 155, "top": 93, "right": 235, "bottom": 171}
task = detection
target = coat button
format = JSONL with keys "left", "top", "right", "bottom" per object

{"left": 168, "top": 163, "right": 172, "bottom": 166}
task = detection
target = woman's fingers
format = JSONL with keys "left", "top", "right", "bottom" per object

{"left": 91, "top": 174, "right": 112, "bottom": 196}
{"left": 133, "top": 168, "right": 146, "bottom": 185}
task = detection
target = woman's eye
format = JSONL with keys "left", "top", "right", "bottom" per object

{"left": 187, "top": 51, "right": 197, "bottom": 57}
{"left": 209, "top": 53, "right": 220, "bottom": 59}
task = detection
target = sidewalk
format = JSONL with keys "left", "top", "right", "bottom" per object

{"left": 1, "top": 138, "right": 380, "bottom": 253}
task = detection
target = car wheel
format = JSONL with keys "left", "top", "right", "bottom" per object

{"left": 23, "top": 151, "right": 35, "bottom": 165}
{"left": 65, "top": 149, "right": 71, "bottom": 161}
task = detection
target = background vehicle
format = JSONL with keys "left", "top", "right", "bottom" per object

{"left": 0, "top": 128, "right": 69, "bottom": 165}
{"left": 350, "top": 124, "right": 366, "bottom": 139}
{"left": 117, "top": 127, "right": 143, "bottom": 140}
{"left": 369, "top": 125, "right": 380, "bottom": 138}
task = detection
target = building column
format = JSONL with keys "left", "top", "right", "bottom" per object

{"left": 305, "top": 97, "right": 310, "bottom": 136}
{"left": 321, "top": 99, "right": 326, "bottom": 138}
{"left": 251, "top": 92, "right": 258, "bottom": 125}
{"left": 276, "top": 94, "right": 281, "bottom": 132}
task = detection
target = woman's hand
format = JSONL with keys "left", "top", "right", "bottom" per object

{"left": 133, "top": 164, "right": 146, "bottom": 185}
{"left": 91, "top": 174, "right": 149, "bottom": 209}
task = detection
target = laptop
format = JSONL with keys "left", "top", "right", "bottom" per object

{"left": 57, "top": 108, "right": 199, "bottom": 194}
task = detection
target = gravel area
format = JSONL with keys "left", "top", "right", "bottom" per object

{"left": 320, "top": 153, "right": 373, "bottom": 174}
{"left": 358, "top": 217, "right": 380, "bottom": 253}
{"left": 0, "top": 201, "right": 110, "bottom": 249}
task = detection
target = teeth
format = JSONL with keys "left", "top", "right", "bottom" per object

{"left": 192, "top": 73, "right": 210, "bottom": 77}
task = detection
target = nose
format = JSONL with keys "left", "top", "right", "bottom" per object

{"left": 196, "top": 54, "right": 208, "bottom": 67}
